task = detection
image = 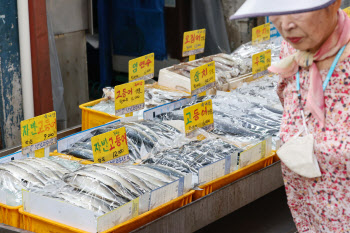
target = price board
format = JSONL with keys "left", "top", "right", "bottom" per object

{"left": 128, "top": 53, "right": 154, "bottom": 82}
{"left": 252, "top": 23, "right": 270, "bottom": 45}
{"left": 190, "top": 61, "right": 216, "bottom": 96}
{"left": 252, "top": 49, "right": 271, "bottom": 79}
{"left": 115, "top": 80, "right": 145, "bottom": 116}
{"left": 344, "top": 7, "right": 350, "bottom": 17}
{"left": 183, "top": 99, "right": 214, "bottom": 137}
{"left": 21, "top": 111, "right": 57, "bottom": 155}
{"left": 182, "top": 29, "right": 206, "bottom": 57}
{"left": 91, "top": 127, "right": 130, "bottom": 164}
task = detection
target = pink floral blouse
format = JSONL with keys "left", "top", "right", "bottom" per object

{"left": 278, "top": 40, "right": 350, "bottom": 232}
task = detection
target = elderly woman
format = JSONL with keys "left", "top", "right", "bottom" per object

{"left": 231, "top": 0, "right": 350, "bottom": 232}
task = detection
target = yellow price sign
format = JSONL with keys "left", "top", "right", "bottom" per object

{"left": 182, "top": 29, "right": 206, "bottom": 57}
{"left": 344, "top": 7, "right": 350, "bottom": 17}
{"left": 190, "top": 61, "right": 216, "bottom": 96}
{"left": 252, "top": 23, "right": 270, "bottom": 45}
{"left": 183, "top": 99, "right": 214, "bottom": 137}
{"left": 20, "top": 111, "right": 57, "bottom": 154}
{"left": 131, "top": 197, "right": 139, "bottom": 218}
{"left": 91, "top": 127, "right": 130, "bottom": 164}
{"left": 128, "top": 53, "right": 154, "bottom": 82}
{"left": 114, "top": 80, "right": 145, "bottom": 116}
{"left": 252, "top": 49, "right": 271, "bottom": 79}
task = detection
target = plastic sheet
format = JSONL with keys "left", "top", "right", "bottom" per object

{"left": 0, "top": 157, "right": 82, "bottom": 206}
{"left": 144, "top": 83, "right": 190, "bottom": 108}
{"left": 231, "top": 37, "right": 282, "bottom": 67}
{"left": 156, "top": 75, "right": 282, "bottom": 149}
{"left": 143, "top": 138, "right": 242, "bottom": 175}
{"left": 190, "top": 0, "right": 231, "bottom": 57}
{"left": 46, "top": 7, "right": 67, "bottom": 131}
{"left": 40, "top": 163, "right": 184, "bottom": 217}
{"left": 61, "top": 120, "right": 183, "bottom": 163}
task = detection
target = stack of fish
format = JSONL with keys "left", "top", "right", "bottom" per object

{"left": 232, "top": 39, "right": 281, "bottom": 66}
{"left": 142, "top": 139, "right": 242, "bottom": 174}
{"left": 90, "top": 84, "right": 191, "bottom": 115}
{"left": 144, "top": 83, "right": 190, "bottom": 108}
{"left": 168, "top": 39, "right": 282, "bottom": 91}
{"left": 0, "top": 157, "right": 82, "bottom": 206}
{"left": 156, "top": 75, "right": 282, "bottom": 148}
{"left": 61, "top": 120, "right": 182, "bottom": 162}
{"left": 170, "top": 53, "right": 243, "bottom": 90}
{"left": 47, "top": 164, "right": 185, "bottom": 216}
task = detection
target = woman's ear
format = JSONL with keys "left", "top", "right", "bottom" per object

{"left": 333, "top": 0, "right": 342, "bottom": 10}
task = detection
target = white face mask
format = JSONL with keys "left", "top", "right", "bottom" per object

{"left": 277, "top": 110, "right": 321, "bottom": 178}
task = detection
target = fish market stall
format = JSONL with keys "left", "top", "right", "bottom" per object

{"left": 0, "top": 70, "right": 283, "bottom": 233}
{"left": 0, "top": 18, "right": 287, "bottom": 231}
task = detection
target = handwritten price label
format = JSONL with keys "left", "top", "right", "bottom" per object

{"left": 252, "top": 50, "right": 271, "bottom": 79}
{"left": 21, "top": 111, "right": 57, "bottom": 154}
{"left": 128, "top": 53, "right": 154, "bottom": 82}
{"left": 190, "top": 61, "right": 216, "bottom": 96}
{"left": 91, "top": 127, "right": 130, "bottom": 164}
{"left": 344, "top": 7, "right": 350, "bottom": 17}
{"left": 114, "top": 80, "right": 145, "bottom": 116}
{"left": 182, "top": 29, "right": 206, "bottom": 57}
{"left": 183, "top": 99, "right": 214, "bottom": 137}
{"left": 252, "top": 23, "right": 270, "bottom": 45}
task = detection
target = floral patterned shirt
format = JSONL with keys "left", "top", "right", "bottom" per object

{"left": 279, "top": 40, "right": 350, "bottom": 232}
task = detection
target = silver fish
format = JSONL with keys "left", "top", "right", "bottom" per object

{"left": 126, "top": 168, "right": 168, "bottom": 188}
{"left": 30, "top": 158, "right": 70, "bottom": 175}
{"left": 14, "top": 160, "right": 61, "bottom": 180}
{"left": 64, "top": 175, "right": 121, "bottom": 204}
{"left": 213, "top": 56, "right": 235, "bottom": 67}
{"left": 85, "top": 165, "right": 143, "bottom": 196}
{"left": 68, "top": 170, "right": 135, "bottom": 201}
{"left": 11, "top": 161, "right": 49, "bottom": 184}
{"left": 126, "top": 166, "right": 175, "bottom": 183}
{"left": 213, "top": 61, "right": 232, "bottom": 71}
{"left": 0, "top": 164, "right": 44, "bottom": 187}
{"left": 217, "top": 53, "right": 236, "bottom": 61}
{"left": 143, "top": 164, "right": 185, "bottom": 179}
{"left": 92, "top": 164, "right": 152, "bottom": 193}
{"left": 127, "top": 122, "right": 161, "bottom": 142}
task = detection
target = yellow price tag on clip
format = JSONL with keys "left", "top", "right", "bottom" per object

{"left": 344, "top": 7, "right": 350, "bottom": 17}
{"left": 252, "top": 23, "right": 270, "bottom": 45}
{"left": 20, "top": 111, "right": 57, "bottom": 155}
{"left": 182, "top": 29, "right": 206, "bottom": 57}
{"left": 114, "top": 80, "right": 145, "bottom": 116}
{"left": 131, "top": 197, "right": 139, "bottom": 218}
{"left": 128, "top": 53, "right": 155, "bottom": 82}
{"left": 190, "top": 61, "right": 216, "bottom": 96}
{"left": 252, "top": 50, "right": 271, "bottom": 79}
{"left": 91, "top": 127, "right": 130, "bottom": 164}
{"left": 34, "top": 148, "right": 45, "bottom": 158}
{"left": 183, "top": 99, "right": 214, "bottom": 137}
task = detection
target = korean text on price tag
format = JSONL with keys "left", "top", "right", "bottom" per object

{"left": 128, "top": 53, "right": 154, "bottom": 82}
{"left": 252, "top": 49, "right": 271, "bottom": 79}
{"left": 183, "top": 99, "right": 214, "bottom": 137}
{"left": 182, "top": 29, "right": 206, "bottom": 57}
{"left": 190, "top": 61, "right": 216, "bottom": 96}
{"left": 252, "top": 23, "right": 270, "bottom": 45}
{"left": 91, "top": 127, "right": 130, "bottom": 164}
{"left": 344, "top": 7, "right": 350, "bottom": 17}
{"left": 114, "top": 80, "right": 145, "bottom": 116}
{"left": 21, "top": 111, "right": 57, "bottom": 154}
